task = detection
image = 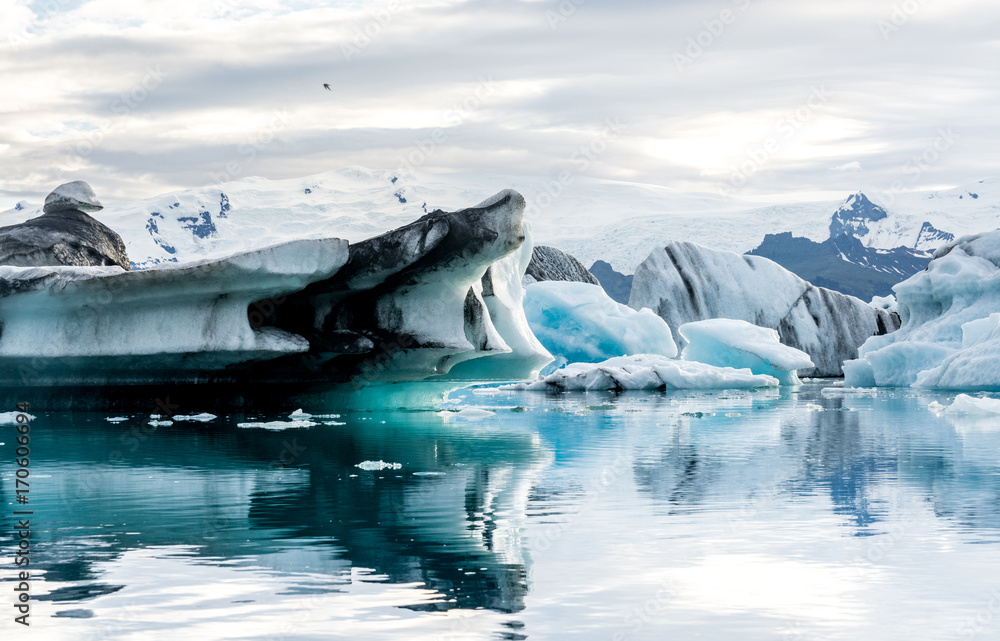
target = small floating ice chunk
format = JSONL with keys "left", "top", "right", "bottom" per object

{"left": 413, "top": 472, "right": 446, "bottom": 477}
{"left": 941, "top": 395, "right": 1000, "bottom": 416}
{"left": 437, "top": 408, "right": 496, "bottom": 420}
{"left": 237, "top": 420, "right": 317, "bottom": 430}
{"left": 0, "top": 412, "right": 34, "bottom": 425}
{"left": 356, "top": 461, "right": 403, "bottom": 471}
{"left": 172, "top": 413, "right": 217, "bottom": 422}
{"left": 679, "top": 319, "right": 814, "bottom": 386}
{"left": 927, "top": 401, "right": 946, "bottom": 413}
{"left": 105, "top": 416, "right": 128, "bottom": 423}
{"left": 505, "top": 354, "right": 778, "bottom": 392}
{"left": 289, "top": 409, "right": 311, "bottom": 419}
{"left": 147, "top": 420, "right": 174, "bottom": 427}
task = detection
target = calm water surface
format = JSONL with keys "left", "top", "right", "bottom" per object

{"left": 3, "top": 382, "right": 1000, "bottom": 640}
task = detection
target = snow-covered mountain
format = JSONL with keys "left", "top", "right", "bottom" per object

{"left": 2, "top": 168, "right": 997, "bottom": 276}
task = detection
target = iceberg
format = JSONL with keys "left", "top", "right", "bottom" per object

{"left": 629, "top": 241, "right": 899, "bottom": 377}
{"left": 679, "top": 319, "right": 814, "bottom": 386}
{"left": 0, "top": 181, "right": 130, "bottom": 270}
{"left": 504, "top": 354, "right": 779, "bottom": 392}
{"left": 0, "top": 188, "right": 552, "bottom": 409}
{"left": 522, "top": 280, "right": 677, "bottom": 371}
{"left": 941, "top": 394, "right": 1000, "bottom": 416}
{"left": 844, "top": 231, "right": 1000, "bottom": 389}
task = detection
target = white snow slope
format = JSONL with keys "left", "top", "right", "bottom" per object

{"left": 5, "top": 167, "right": 996, "bottom": 274}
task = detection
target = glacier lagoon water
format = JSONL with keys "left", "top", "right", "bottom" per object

{"left": 3, "top": 382, "right": 1000, "bottom": 640}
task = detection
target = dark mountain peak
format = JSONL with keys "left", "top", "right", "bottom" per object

{"left": 915, "top": 222, "right": 955, "bottom": 252}
{"left": 829, "top": 192, "right": 888, "bottom": 240}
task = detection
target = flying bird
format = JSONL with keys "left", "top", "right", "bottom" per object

{"left": 323, "top": 83, "right": 331, "bottom": 91}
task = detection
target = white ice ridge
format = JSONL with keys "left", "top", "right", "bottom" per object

{"left": 523, "top": 280, "right": 676, "bottom": 372}
{"left": 844, "top": 230, "right": 1000, "bottom": 389}
{"left": 679, "top": 319, "right": 814, "bottom": 386}
{"left": 504, "top": 354, "right": 779, "bottom": 392}
{"left": 0, "top": 238, "right": 348, "bottom": 386}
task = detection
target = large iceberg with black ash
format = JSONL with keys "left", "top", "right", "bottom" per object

{"left": 0, "top": 181, "right": 130, "bottom": 270}
{"left": 0, "top": 185, "right": 552, "bottom": 409}
{"left": 844, "top": 230, "right": 1000, "bottom": 389}
{"left": 629, "top": 241, "right": 899, "bottom": 377}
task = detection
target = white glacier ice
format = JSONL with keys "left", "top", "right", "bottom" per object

{"left": 43, "top": 180, "right": 104, "bottom": 214}
{"left": 844, "top": 231, "right": 1000, "bottom": 389}
{"left": 629, "top": 241, "right": 898, "bottom": 377}
{"left": 0, "top": 189, "right": 552, "bottom": 409}
{"left": 869, "top": 294, "right": 898, "bottom": 313}
{"left": 941, "top": 395, "right": 1000, "bottom": 416}
{"left": 0, "top": 238, "right": 348, "bottom": 386}
{"left": 504, "top": 354, "right": 778, "bottom": 392}
{"left": 523, "top": 280, "right": 676, "bottom": 371}
{"left": 679, "top": 319, "right": 815, "bottom": 386}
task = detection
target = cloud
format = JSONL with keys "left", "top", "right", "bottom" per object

{"left": 832, "top": 161, "right": 863, "bottom": 172}
{"left": 1, "top": 0, "right": 998, "bottom": 208}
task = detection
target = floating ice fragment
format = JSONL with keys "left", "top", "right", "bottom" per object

{"left": 236, "top": 420, "right": 317, "bottom": 430}
{"left": 172, "top": 413, "right": 217, "bottom": 422}
{"left": 941, "top": 395, "right": 1000, "bottom": 416}
{"left": 356, "top": 461, "right": 403, "bottom": 471}
{"left": 105, "top": 417, "right": 128, "bottom": 423}
{"left": 506, "top": 354, "right": 778, "bottom": 392}
{"left": 0, "top": 412, "right": 35, "bottom": 425}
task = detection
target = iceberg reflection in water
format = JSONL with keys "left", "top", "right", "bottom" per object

{"left": 4, "top": 383, "right": 1000, "bottom": 640}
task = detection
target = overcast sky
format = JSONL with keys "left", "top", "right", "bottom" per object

{"left": 1, "top": 0, "right": 998, "bottom": 209}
